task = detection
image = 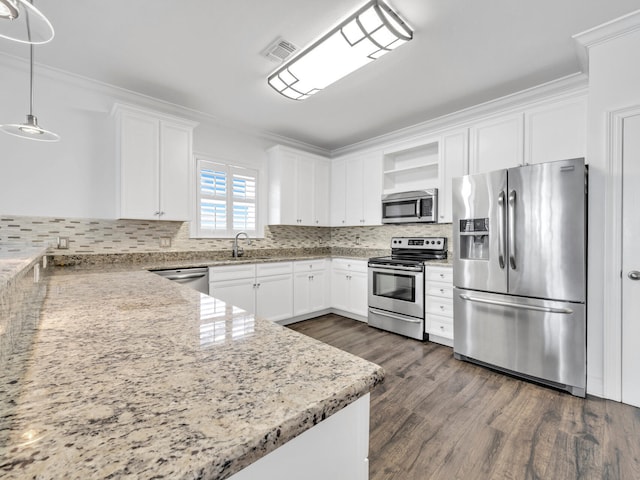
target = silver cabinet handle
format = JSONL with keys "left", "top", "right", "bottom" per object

{"left": 508, "top": 190, "right": 516, "bottom": 270}
{"left": 629, "top": 271, "right": 640, "bottom": 280}
{"left": 498, "top": 191, "right": 506, "bottom": 269}
{"left": 459, "top": 293, "right": 573, "bottom": 314}
{"left": 416, "top": 199, "right": 422, "bottom": 219}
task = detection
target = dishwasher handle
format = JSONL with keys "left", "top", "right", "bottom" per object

{"left": 165, "top": 272, "right": 207, "bottom": 281}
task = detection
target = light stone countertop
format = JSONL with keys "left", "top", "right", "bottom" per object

{"left": 0, "top": 268, "right": 384, "bottom": 479}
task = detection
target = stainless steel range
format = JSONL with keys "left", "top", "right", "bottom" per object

{"left": 368, "top": 237, "right": 447, "bottom": 340}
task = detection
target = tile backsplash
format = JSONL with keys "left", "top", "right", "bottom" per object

{"left": 0, "top": 215, "right": 453, "bottom": 255}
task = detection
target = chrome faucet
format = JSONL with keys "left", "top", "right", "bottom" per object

{"left": 232, "top": 232, "right": 251, "bottom": 258}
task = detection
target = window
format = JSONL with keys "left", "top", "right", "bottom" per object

{"left": 195, "top": 158, "right": 258, "bottom": 238}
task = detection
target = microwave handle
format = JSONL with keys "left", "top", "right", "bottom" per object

{"left": 416, "top": 199, "right": 422, "bottom": 219}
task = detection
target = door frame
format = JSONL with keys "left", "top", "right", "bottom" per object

{"left": 603, "top": 105, "right": 640, "bottom": 401}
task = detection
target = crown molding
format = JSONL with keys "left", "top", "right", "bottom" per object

{"left": 332, "top": 72, "right": 589, "bottom": 157}
{"left": 573, "top": 9, "right": 640, "bottom": 72}
{"left": 0, "top": 52, "right": 331, "bottom": 157}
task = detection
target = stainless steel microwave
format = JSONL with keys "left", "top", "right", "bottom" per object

{"left": 381, "top": 189, "right": 438, "bottom": 224}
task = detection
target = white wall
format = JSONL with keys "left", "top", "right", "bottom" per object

{"left": 0, "top": 54, "right": 318, "bottom": 221}
{"left": 583, "top": 26, "right": 640, "bottom": 397}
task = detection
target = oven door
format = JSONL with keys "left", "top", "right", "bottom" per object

{"left": 368, "top": 264, "right": 424, "bottom": 318}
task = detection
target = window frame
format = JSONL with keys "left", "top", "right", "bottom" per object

{"left": 193, "top": 156, "right": 259, "bottom": 238}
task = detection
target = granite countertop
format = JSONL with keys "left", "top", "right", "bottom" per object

{"left": 0, "top": 268, "right": 384, "bottom": 479}
{"left": 0, "top": 246, "right": 47, "bottom": 291}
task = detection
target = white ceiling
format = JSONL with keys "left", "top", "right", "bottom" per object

{"left": 1, "top": 0, "right": 639, "bottom": 151}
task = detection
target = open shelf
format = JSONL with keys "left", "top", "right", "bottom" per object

{"left": 383, "top": 141, "right": 440, "bottom": 194}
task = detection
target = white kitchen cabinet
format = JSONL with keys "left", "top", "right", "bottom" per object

{"left": 469, "top": 113, "right": 524, "bottom": 174}
{"left": 267, "top": 145, "right": 331, "bottom": 226}
{"left": 293, "top": 260, "right": 329, "bottom": 316}
{"left": 330, "top": 158, "right": 347, "bottom": 226}
{"left": 113, "top": 103, "right": 197, "bottom": 221}
{"left": 331, "top": 259, "right": 369, "bottom": 319}
{"left": 438, "top": 129, "right": 469, "bottom": 223}
{"left": 209, "top": 262, "right": 293, "bottom": 322}
{"left": 424, "top": 265, "right": 454, "bottom": 347}
{"left": 332, "top": 153, "right": 382, "bottom": 226}
{"left": 524, "top": 95, "right": 587, "bottom": 165}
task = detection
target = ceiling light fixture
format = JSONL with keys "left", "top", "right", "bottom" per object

{"left": 268, "top": 0, "right": 413, "bottom": 100}
{"left": 0, "top": 0, "right": 54, "bottom": 44}
{"left": 0, "top": 2, "right": 59, "bottom": 142}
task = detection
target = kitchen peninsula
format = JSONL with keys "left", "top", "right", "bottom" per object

{"left": 0, "top": 252, "right": 383, "bottom": 479}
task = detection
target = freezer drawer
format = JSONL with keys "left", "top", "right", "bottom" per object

{"left": 453, "top": 287, "right": 586, "bottom": 396}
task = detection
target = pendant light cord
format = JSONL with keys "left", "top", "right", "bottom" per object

{"left": 27, "top": 1, "right": 34, "bottom": 116}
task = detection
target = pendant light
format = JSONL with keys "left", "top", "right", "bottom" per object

{"left": 0, "top": 0, "right": 54, "bottom": 44}
{"left": 0, "top": 1, "right": 59, "bottom": 142}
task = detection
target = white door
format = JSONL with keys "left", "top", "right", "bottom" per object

{"left": 256, "top": 275, "right": 293, "bottom": 322}
{"left": 293, "top": 272, "right": 311, "bottom": 316}
{"left": 469, "top": 113, "right": 524, "bottom": 174}
{"left": 210, "top": 279, "right": 256, "bottom": 315}
{"left": 159, "top": 122, "right": 191, "bottom": 221}
{"left": 622, "top": 113, "right": 640, "bottom": 407}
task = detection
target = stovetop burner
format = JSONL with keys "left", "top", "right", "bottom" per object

{"left": 369, "top": 237, "right": 448, "bottom": 265}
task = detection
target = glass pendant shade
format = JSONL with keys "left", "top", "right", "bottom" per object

{"left": 268, "top": 0, "right": 413, "bottom": 100}
{"left": 0, "top": 0, "right": 54, "bottom": 44}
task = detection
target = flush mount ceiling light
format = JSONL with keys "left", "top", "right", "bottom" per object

{"left": 0, "top": 0, "right": 54, "bottom": 44}
{"left": 0, "top": 41, "right": 60, "bottom": 141}
{"left": 268, "top": 0, "right": 413, "bottom": 100}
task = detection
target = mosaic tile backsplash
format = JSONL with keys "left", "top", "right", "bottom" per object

{"left": 0, "top": 215, "right": 453, "bottom": 256}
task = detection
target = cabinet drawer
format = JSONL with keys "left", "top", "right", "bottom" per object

{"left": 426, "top": 297, "right": 453, "bottom": 317}
{"left": 332, "top": 258, "right": 368, "bottom": 273}
{"left": 428, "top": 316, "right": 454, "bottom": 339}
{"left": 294, "top": 259, "right": 327, "bottom": 273}
{"left": 209, "top": 264, "right": 255, "bottom": 281}
{"left": 426, "top": 266, "right": 453, "bottom": 283}
{"left": 425, "top": 283, "right": 453, "bottom": 299}
{"left": 256, "top": 261, "right": 293, "bottom": 277}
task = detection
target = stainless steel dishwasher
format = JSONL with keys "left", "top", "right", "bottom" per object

{"left": 152, "top": 267, "right": 209, "bottom": 294}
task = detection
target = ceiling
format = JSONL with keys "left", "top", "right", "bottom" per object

{"left": 1, "top": 0, "right": 639, "bottom": 151}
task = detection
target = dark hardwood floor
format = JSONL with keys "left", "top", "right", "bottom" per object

{"left": 288, "top": 314, "right": 640, "bottom": 480}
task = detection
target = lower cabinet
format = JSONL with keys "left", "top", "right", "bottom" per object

{"left": 209, "top": 262, "right": 293, "bottom": 322}
{"left": 331, "top": 259, "right": 368, "bottom": 319}
{"left": 424, "top": 265, "right": 454, "bottom": 346}
{"left": 293, "top": 260, "right": 329, "bottom": 317}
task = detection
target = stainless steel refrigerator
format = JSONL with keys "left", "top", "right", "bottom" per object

{"left": 452, "top": 157, "right": 587, "bottom": 397}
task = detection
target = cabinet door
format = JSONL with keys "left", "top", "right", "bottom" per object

{"left": 524, "top": 97, "right": 587, "bottom": 165}
{"left": 209, "top": 278, "right": 256, "bottom": 314}
{"left": 439, "top": 129, "right": 468, "bottom": 223}
{"left": 257, "top": 274, "right": 293, "bottom": 321}
{"left": 470, "top": 114, "right": 524, "bottom": 174}
{"left": 361, "top": 153, "right": 382, "bottom": 225}
{"left": 349, "top": 271, "right": 369, "bottom": 317}
{"left": 309, "top": 270, "right": 328, "bottom": 312}
{"left": 293, "top": 271, "right": 312, "bottom": 316}
{"left": 314, "top": 159, "right": 331, "bottom": 226}
{"left": 331, "top": 269, "right": 350, "bottom": 311}
{"left": 330, "top": 158, "right": 347, "bottom": 226}
{"left": 345, "top": 157, "right": 364, "bottom": 225}
{"left": 159, "top": 122, "right": 191, "bottom": 221}
{"left": 119, "top": 112, "right": 160, "bottom": 219}
{"left": 267, "top": 147, "right": 298, "bottom": 225}
{"left": 296, "top": 155, "right": 315, "bottom": 225}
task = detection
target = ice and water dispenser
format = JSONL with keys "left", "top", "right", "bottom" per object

{"left": 459, "top": 218, "right": 489, "bottom": 260}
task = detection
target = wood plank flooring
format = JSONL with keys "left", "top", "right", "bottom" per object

{"left": 288, "top": 314, "right": 640, "bottom": 480}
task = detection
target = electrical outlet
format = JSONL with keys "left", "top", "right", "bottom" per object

{"left": 160, "top": 237, "right": 171, "bottom": 248}
{"left": 57, "top": 237, "right": 69, "bottom": 249}
{"left": 355, "top": 235, "right": 361, "bottom": 245}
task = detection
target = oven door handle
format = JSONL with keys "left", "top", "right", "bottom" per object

{"left": 369, "top": 308, "right": 423, "bottom": 324}
{"left": 368, "top": 263, "right": 423, "bottom": 272}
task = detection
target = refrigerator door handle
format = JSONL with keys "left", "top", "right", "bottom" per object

{"left": 508, "top": 189, "right": 517, "bottom": 270}
{"left": 459, "top": 293, "right": 574, "bottom": 314}
{"left": 498, "top": 191, "right": 506, "bottom": 269}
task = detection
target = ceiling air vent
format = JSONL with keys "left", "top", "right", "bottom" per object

{"left": 262, "top": 37, "right": 298, "bottom": 63}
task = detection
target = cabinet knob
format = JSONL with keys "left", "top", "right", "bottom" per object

{"left": 440, "top": 305, "right": 445, "bottom": 310}
{"left": 154, "top": 211, "right": 160, "bottom": 216}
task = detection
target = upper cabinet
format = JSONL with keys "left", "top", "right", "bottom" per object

{"left": 469, "top": 94, "right": 587, "bottom": 175}
{"left": 331, "top": 152, "right": 382, "bottom": 226}
{"left": 113, "top": 104, "right": 198, "bottom": 221}
{"left": 524, "top": 96, "right": 587, "bottom": 165}
{"left": 439, "top": 128, "right": 469, "bottom": 223}
{"left": 267, "top": 145, "right": 330, "bottom": 226}
{"left": 470, "top": 113, "right": 524, "bottom": 174}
